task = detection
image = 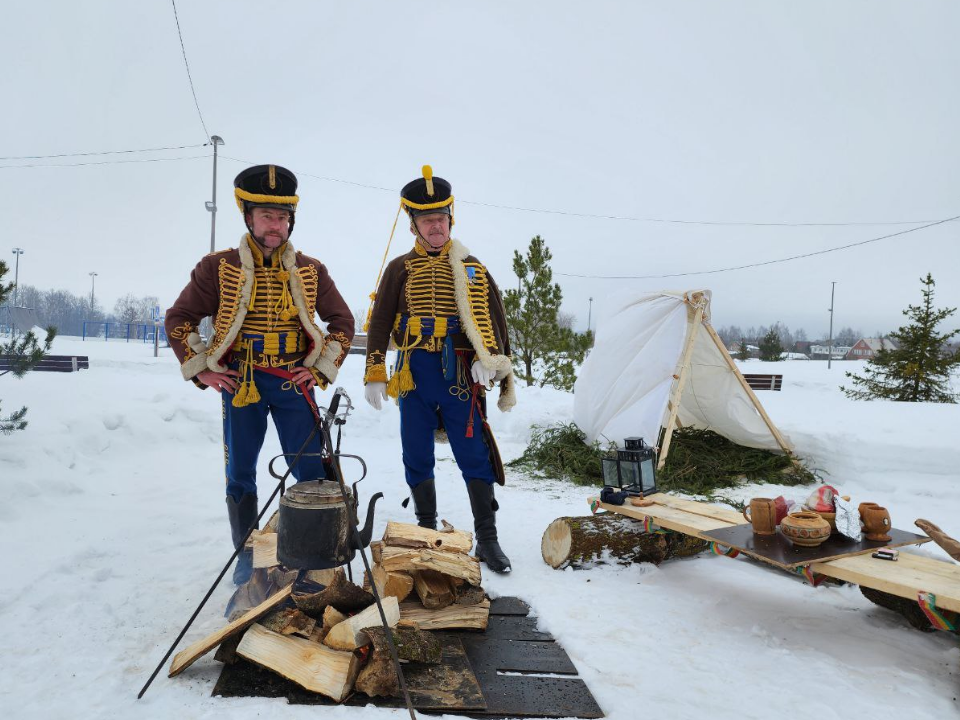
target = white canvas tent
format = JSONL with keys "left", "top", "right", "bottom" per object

{"left": 574, "top": 290, "right": 792, "bottom": 469}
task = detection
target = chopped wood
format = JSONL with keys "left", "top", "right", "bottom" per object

{"left": 213, "top": 634, "right": 242, "bottom": 665}
{"left": 412, "top": 569, "right": 455, "bottom": 609}
{"left": 541, "top": 514, "right": 708, "bottom": 569}
{"left": 264, "top": 509, "right": 280, "bottom": 533}
{"left": 293, "top": 572, "right": 374, "bottom": 618}
{"left": 252, "top": 532, "right": 279, "bottom": 568}
{"left": 261, "top": 608, "right": 317, "bottom": 638}
{"left": 382, "top": 520, "right": 473, "bottom": 554}
{"left": 237, "top": 623, "right": 360, "bottom": 702}
{"left": 267, "top": 567, "right": 300, "bottom": 589}
{"left": 399, "top": 599, "right": 490, "bottom": 631}
{"left": 380, "top": 546, "right": 482, "bottom": 586}
{"left": 396, "top": 618, "right": 421, "bottom": 630}
{"left": 322, "top": 605, "right": 347, "bottom": 629}
{"left": 363, "top": 626, "right": 442, "bottom": 664}
{"left": 454, "top": 584, "right": 486, "bottom": 606}
{"left": 354, "top": 626, "right": 400, "bottom": 698}
{"left": 369, "top": 565, "right": 414, "bottom": 602}
{"left": 369, "top": 541, "right": 383, "bottom": 565}
{"left": 308, "top": 624, "right": 330, "bottom": 644}
{"left": 323, "top": 596, "right": 400, "bottom": 651}
{"left": 168, "top": 585, "right": 292, "bottom": 677}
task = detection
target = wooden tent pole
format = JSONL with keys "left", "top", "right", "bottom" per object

{"left": 658, "top": 295, "right": 705, "bottom": 469}
{"left": 703, "top": 321, "right": 793, "bottom": 455}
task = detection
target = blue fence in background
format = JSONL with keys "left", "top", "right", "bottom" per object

{"left": 82, "top": 321, "right": 167, "bottom": 343}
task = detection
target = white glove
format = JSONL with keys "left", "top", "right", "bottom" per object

{"left": 471, "top": 360, "right": 496, "bottom": 386}
{"left": 364, "top": 382, "right": 389, "bottom": 410}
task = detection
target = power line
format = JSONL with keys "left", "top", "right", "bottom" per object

{"left": 170, "top": 0, "right": 209, "bottom": 140}
{"left": 0, "top": 143, "right": 207, "bottom": 161}
{"left": 0, "top": 154, "right": 209, "bottom": 170}
{"left": 217, "top": 155, "right": 941, "bottom": 228}
{"left": 556, "top": 214, "right": 960, "bottom": 280}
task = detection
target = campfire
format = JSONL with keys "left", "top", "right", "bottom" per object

{"left": 167, "top": 519, "right": 489, "bottom": 702}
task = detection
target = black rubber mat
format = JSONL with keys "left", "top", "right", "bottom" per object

{"left": 488, "top": 596, "right": 532, "bottom": 616}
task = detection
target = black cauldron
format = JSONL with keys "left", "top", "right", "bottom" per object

{"left": 276, "top": 480, "right": 382, "bottom": 569}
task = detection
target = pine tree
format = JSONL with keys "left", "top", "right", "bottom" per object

{"left": 758, "top": 329, "right": 784, "bottom": 361}
{"left": 1, "top": 260, "right": 56, "bottom": 434}
{"left": 736, "top": 338, "right": 750, "bottom": 361}
{"left": 842, "top": 274, "right": 959, "bottom": 403}
{"left": 503, "top": 236, "right": 593, "bottom": 391}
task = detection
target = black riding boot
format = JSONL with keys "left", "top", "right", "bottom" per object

{"left": 410, "top": 478, "right": 438, "bottom": 530}
{"left": 226, "top": 493, "right": 259, "bottom": 585}
{"left": 466, "top": 479, "right": 511, "bottom": 573}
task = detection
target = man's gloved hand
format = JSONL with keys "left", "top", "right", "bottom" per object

{"left": 365, "top": 382, "right": 389, "bottom": 410}
{"left": 471, "top": 360, "right": 496, "bottom": 386}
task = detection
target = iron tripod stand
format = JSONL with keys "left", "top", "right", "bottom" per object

{"left": 137, "top": 387, "right": 417, "bottom": 719}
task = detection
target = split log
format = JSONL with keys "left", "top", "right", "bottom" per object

{"left": 261, "top": 607, "right": 317, "bottom": 638}
{"left": 399, "top": 599, "right": 490, "bottom": 631}
{"left": 324, "top": 596, "right": 400, "bottom": 651}
{"left": 380, "top": 546, "right": 482, "bottom": 586}
{"left": 293, "top": 572, "right": 374, "bottom": 618}
{"left": 454, "top": 584, "right": 486, "bottom": 606}
{"left": 169, "top": 585, "right": 292, "bottom": 677}
{"left": 363, "top": 626, "right": 442, "bottom": 664}
{"left": 214, "top": 634, "right": 242, "bottom": 665}
{"left": 237, "top": 623, "right": 360, "bottom": 702}
{"left": 382, "top": 521, "right": 473, "bottom": 554}
{"left": 541, "top": 514, "right": 709, "bottom": 569}
{"left": 323, "top": 605, "right": 347, "bottom": 629}
{"left": 354, "top": 626, "right": 400, "bottom": 698}
{"left": 370, "top": 541, "right": 383, "bottom": 565}
{"left": 252, "top": 532, "right": 279, "bottom": 568}
{"left": 412, "top": 570, "right": 455, "bottom": 609}
{"left": 368, "top": 565, "right": 415, "bottom": 602}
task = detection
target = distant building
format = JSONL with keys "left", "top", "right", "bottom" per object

{"left": 845, "top": 337, "right": 897, "bottom": 361}
{"left": 809, "top": 344, "right": 852, "bottom": 360}
{"left": 793, "top": 341, "right": 813, "bottom": 355}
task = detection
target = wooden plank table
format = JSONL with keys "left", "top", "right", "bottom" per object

{"left": 590, "top": 493, "right": 958, "bottom": 614}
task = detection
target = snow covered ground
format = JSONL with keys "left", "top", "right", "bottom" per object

{"left": 2, "top": 338, "right": 959, "bottom": 719}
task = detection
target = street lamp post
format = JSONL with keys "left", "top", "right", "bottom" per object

{"left": 89, "top": 271, "right": 98, "bottom": 306}
{"left": 11, "top": 248, "right": 24, "bottom": 307}
{"left": 206, "top": 135, "right": 225, "bottom": 253}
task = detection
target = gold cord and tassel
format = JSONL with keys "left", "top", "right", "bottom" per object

{"left": 273, "top": 270, "right": 296, "bottom": 321}
{"left": 232, "top": 342, "right": 261, "bottom": 408}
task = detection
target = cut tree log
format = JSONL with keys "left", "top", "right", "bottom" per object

{"left": 293, "top": 572, "right": 374, "bottom": 617}
{"left": 168, "top": 585, "right": 292, "bottom": 677}
{"left": 370, "top": 541, "right": 383, "bottom": 565}
{"left": 323, "top": 596, "right": 400, "bottom": 651}
{"left": 237, "top": 623, "right": 360, "bottom": 702}
{"left": 541, "top": 514, "right": 709, "bottom": 569}
{"left": 362, "top": 626, "right": 442, "bottom": 664}
{"left": 369, "top": 565, "right": 414, "bottom": 602}
{"left": 860, "top": 586, "right": 940, "bottom": 633}
{"left": 354, "top": 626, "right": 399, "bottom": 698}
{"left": 380, "top": 546, "right": 482, "bottom": 586}
{"left": 412, "top": 569, "right": 455, "bottom": 609}
{"left": 399, "top": 599, "right": 490, "bottom": 631}
{"left": 382, "top": 521, "right": 473, "bottom": 554}
{"left": 322, "top": 605, "right": 347, "bottom": 629}
{"left": 454, "top": 584, "right": 486, "bottom": 606}
{"left": 252, "top": 532, "right": 279, "bottom": 568}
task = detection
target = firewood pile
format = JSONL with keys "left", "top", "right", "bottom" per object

{"left": 167, "top": 520, "right": 489, "bottom": 702}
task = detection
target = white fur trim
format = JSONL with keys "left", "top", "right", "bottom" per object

{"left": 181, "top": 331, "right": 210, "bottom": 380}
{"left": 206, "top": 235, "right": 255, "bottom": 372}
{"left": 448, "top": 239, "right": 516, "bottom": 410}
{"left": 312, "top": 339, "right": 342, "bottom": 383}
{"left": 285, "top": 244, "right": 327, "bottom": 366}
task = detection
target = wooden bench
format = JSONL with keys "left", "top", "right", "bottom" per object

{"left": 0, "top": 355, "right": 90, "bottom": 373}
{"left": 591, "top": 494, "right": 960, "bottom": 612}
{"left": 742, "top": 373, "right": 782, "bottom": 391}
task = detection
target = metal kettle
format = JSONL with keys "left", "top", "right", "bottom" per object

{"left": 276, "top": 480, "right": 382, "bottom": 570}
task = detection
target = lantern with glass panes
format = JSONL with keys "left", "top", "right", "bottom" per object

{"left": 601, "top": 437, "right": 658, "bottom": 496}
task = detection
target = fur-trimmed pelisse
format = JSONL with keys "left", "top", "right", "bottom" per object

{"left": 179, "top": 235, "right": 342, "bottom": 384}
{"left": 448, "top": 239, "right": 516, "bottom": 412}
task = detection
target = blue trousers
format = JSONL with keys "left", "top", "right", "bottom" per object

{"left": 399, "top": 350, "right": 496, "bottom": 489}
{"left": 222, "top": 367, "right": 325, "bottom": 501}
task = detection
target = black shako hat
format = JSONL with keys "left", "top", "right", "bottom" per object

{"left": 233, "top": 164, "right": 300, "bottom": 215}
{"left": 400, "top": 165, "right": 454, "bottom": 220}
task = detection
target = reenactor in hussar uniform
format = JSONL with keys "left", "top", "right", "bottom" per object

{"left": 165, "top": 164, "right": 354, "bottom": 584}
{"left": 363, "top": 166, "right": 516, "bottom": 573}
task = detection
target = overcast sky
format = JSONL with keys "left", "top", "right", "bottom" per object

{"left": 2, "top": 0, "right": 958, "bottom": 338}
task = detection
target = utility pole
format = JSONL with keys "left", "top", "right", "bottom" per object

{"left": 205, "top": 135, "right": 225, "bottom": 253}
{"left": 11, "top": 247, "right": 24, "bottom": 306}
{"left": 827, "top": 281, "right": 836, "bottom": 369}
{"left": 89, "top": 271, "right": 98, "bottom": 307}
{"left": 588, "top": 297, "right": 593, "bottom": 332}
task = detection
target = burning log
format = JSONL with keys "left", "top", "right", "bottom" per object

{"left": 382, "top": 521, "right": 473, "bottom": 554}
{"left": 323, "top": 596, "right": 400, "bottom": 651}
{"left": 412, "top": 569, "right": 455, "bottom": 610}
{"left": 399, "top": 599, "right": 490, "bottom": 631}
{"left": 380, "top": 546, "right": 482, "bottom": 586}
{"left": 541, "top": 514, "right": 709, "bottom": 569}
{"left": 236, "top": 623, "right": 361, "bottom": 702}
